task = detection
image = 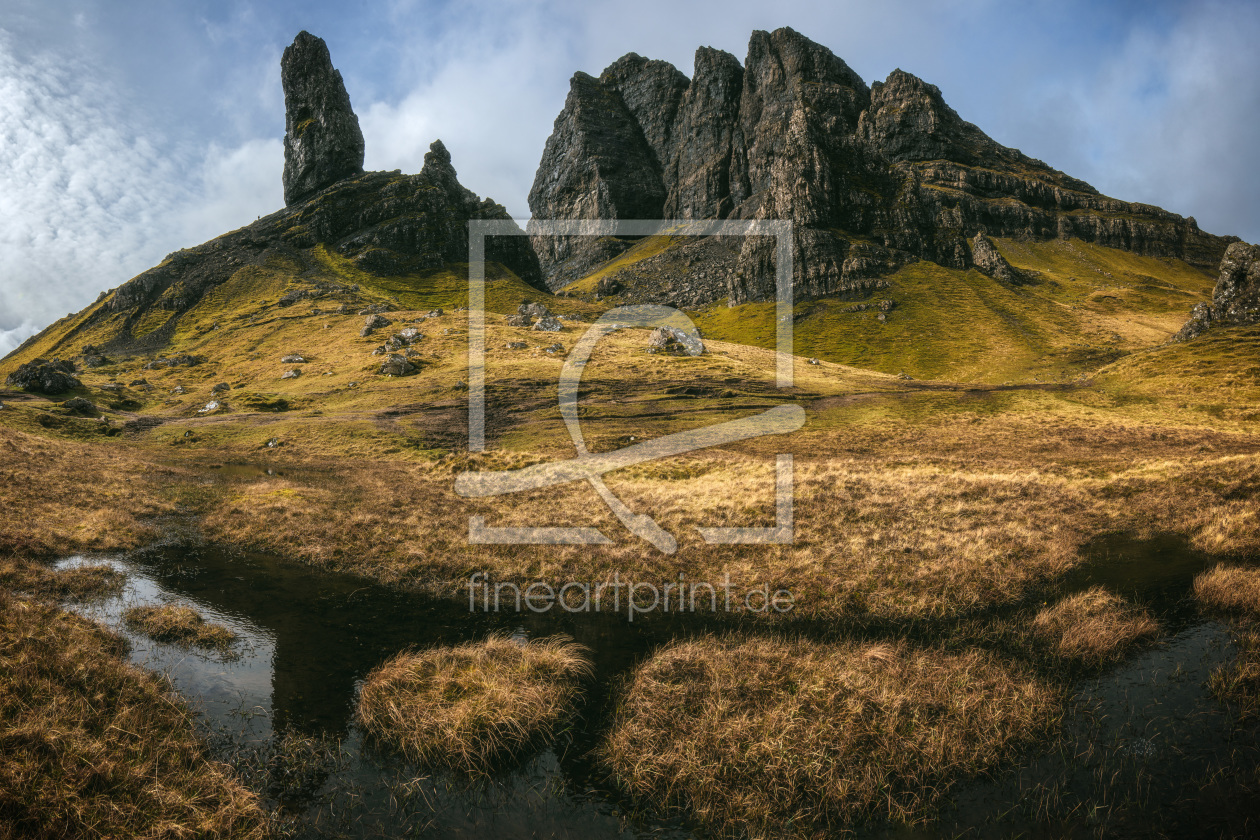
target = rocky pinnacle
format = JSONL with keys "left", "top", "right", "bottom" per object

{"left": 281, "top": 31, "right": 365, "bottom": 206}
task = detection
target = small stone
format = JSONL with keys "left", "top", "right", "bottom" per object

{"left": 62, "top": 397, "right": 98, "bottom": 416}
{"left": 379, "top": 354, "right": 417, "bottom": 377}
{"left": 518, "top": 301, "right": 551, "bottom": 320}
{"left": 211, "top": 382, "right": 230, "bottom": 394}
{"left": 532, "top": 315, "right": 563, "bottom": 332}
{"left": 544, "top": 342, "right": 565, "bottom": 354}
{"left": 199, "top": 400, "right": 224, "bottom": 414}
{"left": 281, "top": 354, "right": 306, "bottom": 364}
{"left": 171, "top": 386, "right": 186, "bottom": 395}
{"left": 129, "top": 379, "right": 149, "bottom": 386}
{"left": 807, "top": 358, "right": 821, "bottom": 365}
{"left": 647, "top": 325, "right": 704, "bottom": 356}
{"left": 399, "top": 327, "right": 422, "bottom": 341}
{"left": 267, "top": 438, "right": 281, "bottom": 448}
{"left": 426, "top": 308, "right": 445, "bottom": 318}
{"left": 506, "top": 314, "right": 532, "bottom": 327}
{"left": 282, "top": 369, "right": 301, "bottom": 379}
{"left": 506, "top": 341, "right": 528, "bottom": 350}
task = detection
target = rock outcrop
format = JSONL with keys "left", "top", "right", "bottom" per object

{"left": 282, "top": 31, "right": 366, "bottom": 206}
{"left": 969, "top": 233, "right": 1022, "bottom": 285}
{"left": 36, "top": 34, "right": 544, "bottom": 360}
{"left": 528, "top": 27, "right": 1232, "bottom": 302}
{"left": 1175, "top": 242, "right": 1260, "bottom": 340}
{"left": 6, "top": 359, "right": 81, "bottom": 394}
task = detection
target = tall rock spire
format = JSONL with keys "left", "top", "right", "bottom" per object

{"left": 281, "top": 31, "right": 365, "bottom": 206}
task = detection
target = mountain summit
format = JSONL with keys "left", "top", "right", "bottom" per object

{"left": 528, "top": 27, "right": 1233, "bottom": 301}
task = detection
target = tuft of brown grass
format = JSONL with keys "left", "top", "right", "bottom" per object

{"left": 1209, "top": 621, "right": 1260, "bottom": 718}
{"left": 1194, "top": 564, "right": 1260, "bottom": 616}
{"left": 1031, "top": 587, "right": 1161, "bottom": 666}
{"left": 356, "top": 633, "right": 591, "bottom": 773}
{"left": 601, "top": 634, "right": 1060, "bottom": 838}
{"left": 0, "top": 557, "right": 125, "bottom": 601}
{"left": 123, "top": 604, "right": 239, "bottom": 652}
{"left": 0, "top": 591, "right": 266, "bottom": 838}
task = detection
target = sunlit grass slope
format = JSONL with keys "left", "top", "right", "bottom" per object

{"left": 680, "top": 238, "right": 1215, "bottom": 383}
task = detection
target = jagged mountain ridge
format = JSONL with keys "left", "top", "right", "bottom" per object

{"left": 528, "top": 27, "right": 1234, "bottom": 301}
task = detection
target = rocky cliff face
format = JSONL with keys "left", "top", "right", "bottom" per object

{"left": 529, "top": 27, "right": 1232, "bottom": 301}
{"left": 281, "top": 31, "right": 366, "bottom": 206}
{"left": 1175, "top": 242, "right": 1260, "bottom": 340}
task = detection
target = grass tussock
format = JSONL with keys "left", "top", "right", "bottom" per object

{"left": 0, "top": 592, "right": 266, "bottom": 839}
{"left": 1031, "top": 587, "right": 1161, "bottom": 666}
{"left": 356, "top": 634, "right": 591, "bottom": 773}
{"left": 123, "top": 604, "right": 239, "bottom": 652}
{"left": 601, "top": 635, "right": 1060, "bottom": 837}
{"left": 0, "top": 557, "right": 125, "bottom": 601}
{"left": 1209, "top": 622, "right": 1260, "bottom": 718}
{"left": 1194, "top": 564, "right": 1260, "bottom": 616}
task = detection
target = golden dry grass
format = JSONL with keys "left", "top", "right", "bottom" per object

{"left": 0, "top": 591, "right": 266, "bottom": 839}
{"left": 602, "top": 634, "right": 1060, "bottom": 838}
{"left": 0, "top": 557, "right": 125, "bottom": 601}
{"left": 1194, "top": 565, "right": 1260, "bottom": 616}
{"left": 123, "top": 604, "right": 239, "bottom": 652}
{"left": 1031, "top": 587, "right": 1161, "bottom": 665}
{"left": 0, "top": 427, "right": 171, "bottom": 555}
{"left": 356, "top": 634, "right": 591, "bottom": 773}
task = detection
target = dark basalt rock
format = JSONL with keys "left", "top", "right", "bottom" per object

{"left": 281, "top": 31, "right": 365, "bottom": 206}
{"left": 969, "top": 234, "right": 1022, "bottom": 284}
{"left": 529, "top": 26, "right": 1233, "bottom": 305}
{"left": 6, "top": 358, "right": 80, "bottom": 394}
{"left": 1175, "top": 242, "right": 1260, "bottom": 340}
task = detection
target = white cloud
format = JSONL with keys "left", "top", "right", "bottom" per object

{"left": 0, "top": 319, "right": 40, "bottom": 358}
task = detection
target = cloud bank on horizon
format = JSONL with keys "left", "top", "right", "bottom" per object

{"left": 2, "top": 0, "right": 1258, "bottom": 356}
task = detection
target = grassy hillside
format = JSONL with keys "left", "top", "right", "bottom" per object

{"left": 560, "top": 236, "right": 1216, "bottom": 384}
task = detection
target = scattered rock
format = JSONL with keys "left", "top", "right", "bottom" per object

{"left": 399, "top": 327, "right": 422, "bottom": 341}
{"left": 807, "top": 358, "right": 821, "bottom": 365}
{"left": 380, "top": 354, "right": 417, "bottom": 377}
{"left": 532, "top": 315, "right": 563, "bottom": 332}
{"left": 62, "top": 397, "right": 98, "bottom": 416}
{"left": 211, "top": 382, "right": 231, "bottom": 394}
{"left": 198, "top": 401, "right": 224, "bottom": 414}
{"left": 506, "top": 341, "right": 528, "bottom": 350}
{"left": 647, "top": 325, "right": 705, "bottom": 356}
{"left": 171, "top": 386, "right": 187, "bottom": 395}
{"left": 359, "top": 304, "right": 392, "bottom": 315}
{"left": 267, "top": 438, "right": 282, "bottom": 449}
{"left": 5, "top": 359, "right": 81, "bottom": 394}
{"left": 506, "top": 314, "right": 532, "bottom": 327}
{"left": 596, "top": 275, "right": 621, "bottom": 296}
{"left": 544, "top": 342, "right": 565, "bottom": 354}
{"left": 282, "top": 369, "right": 301, "bottom": 379}
{"left": 144, "top": 354, "right": 201, "bottom": 370}
{"left": 282, "top": 354, "right": 306, "bottom": 364}
{"left": 1176, "top": 241, "right": 1260, "bottom": 340}
{"left": 453, "top": 380, "right": 468, "bottom": 391}
{"left": 82, "top": 353, "right": 113, "bottom": 368}
{"left": 518, "top": 302, "right": 551, "bottom": 320}
{"left": 361, "top": 313, "right": 393, "bottom": 336}
{"left": 99, "top": 383, "right": 122, "bottom": 393}
{"left": 426, "top": 308, "right": 445, "bottom": 318}
{"left": 129, "top": 379, "right": 149, "bottom": 386}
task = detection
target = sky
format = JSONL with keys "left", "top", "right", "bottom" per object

{"left": 2, "top": 0, "right": 1258, "bottom": 356}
